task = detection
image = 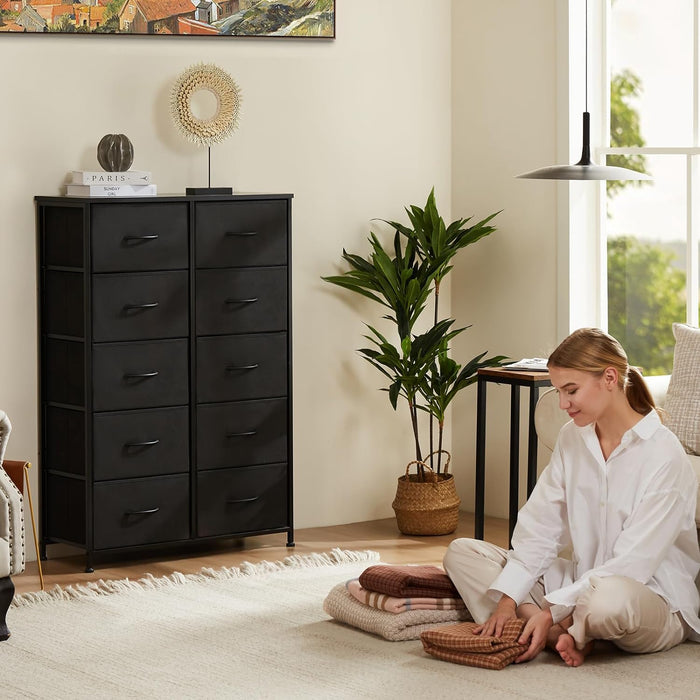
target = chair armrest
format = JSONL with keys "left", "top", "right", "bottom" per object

{"left": 534, "top": 388, "right": 570, "bottom": 452}
{"left": 1, "top": 461, "right": 27, "bottom": 493}
{"left": 0, "top": 412, "right": 25, "bottom": 576}
{"left": 642, "top": 374, "right": 670, "bottom": 408}
{"left": 0, "top": 468, "right": 24, "bottom": 576}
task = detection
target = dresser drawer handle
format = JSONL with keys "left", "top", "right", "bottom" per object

{"left": 123, "top": 371, "right": 159, "bottom": 379}
{"left": 224, "top": 297, "right": 258, "bottom": 305}
{"left": 123, "top": 302, "right": 160, "bottom": 311}
{"left": 125, "top": 439, "right": 161, "bottom": 448}
{"left": 122, "top": 234, "right": 159, "bottom": 243}
{"left": 125, "top": 507, "right": 160, "bottom": 515}
{"left": 226, "top": 430, "right": 257, "bottom": 438}
{"left": 226, "top": 497, "right": 259, "bottom": 504}
{"left": 225, "top": 363, "right": 259, "bottom": 372}
{"left": 225, "top": 231, "right": 257, "bottom": 237}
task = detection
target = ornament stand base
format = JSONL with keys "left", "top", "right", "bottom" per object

{"left": 185, "top": 187, "right": 233, "bottom": 195}
{"left": 186, "top": 146, "right": 233, "bottom": 196}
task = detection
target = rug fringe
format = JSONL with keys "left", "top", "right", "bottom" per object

{"left": 11, "top": 548, "right": 380, "bottom": 608}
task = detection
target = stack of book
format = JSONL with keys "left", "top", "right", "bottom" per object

{"left": 66, "top": 170, "right": 156, "bottom": 197}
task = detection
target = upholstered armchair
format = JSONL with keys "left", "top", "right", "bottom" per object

{"left": 0, "top": 410, "right": 24, "bottom": 641}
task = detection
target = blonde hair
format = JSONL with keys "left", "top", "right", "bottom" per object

{"left": 547, "top": 328, "right": 655, "bottom": 415}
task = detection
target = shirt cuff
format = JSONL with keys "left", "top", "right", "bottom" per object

{"left": 487, "top": 560, "right": 536, "bottom": 605}
{"left": 544, "top": 579, "right": 586, "bottom": 609}
{"left": 547, "top": 603, "right": 575, "bottom": 625}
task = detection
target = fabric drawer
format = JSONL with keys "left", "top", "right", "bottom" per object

{"left": 196, "top": 398, "right": 287, "bottom": 470}
{"left": 196, "top": 333, "right": 287, "bottom": 403}
{"left": 93, "top": 406, "right": 189, "bottom": 481}
{"left": 91, "top": 203, "right": 189, "bottom": 272}
{"left": 93, "top": 475, "right": 189, "bottom": 550}
{"left": 195, "top": 267, "right": 287, "bottom": 336}
{"left": 92, "top": 270, "right": 188, "bottom": 342}
{"left": 195, "top": 200, "right": 287, "bottom": 268}
{"left": 92, "top": 339, "right": 189, "bottom": 411}
{"left": 196, "top": 463, "right": 288, "bottom": 537}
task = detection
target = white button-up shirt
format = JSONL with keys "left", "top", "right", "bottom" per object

{"left": 489, "top": 410, "right": 700, "bottom": 640}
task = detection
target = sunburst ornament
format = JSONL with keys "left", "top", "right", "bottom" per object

{"left": 171, "top": 63, "right": 242, "bottom": 195}
{"left": 171, "top": 63, "right": 242, "bottom": 146}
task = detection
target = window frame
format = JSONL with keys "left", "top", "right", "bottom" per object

{"left": 560, "top": 0, "right": 700, "bottom": 340}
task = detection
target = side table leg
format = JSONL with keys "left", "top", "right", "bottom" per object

{"left": 527, "top": 387, "right": 540, "bottom": 496}
{"left": 508, "top": 385, "right": 521, "bottom": 546}
{"left": 474, "top": 376, "right": 487, "bottom": 540}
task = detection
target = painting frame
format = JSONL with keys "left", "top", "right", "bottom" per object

{"left": 0, "top": 0, "right": 336, "bottom": 37}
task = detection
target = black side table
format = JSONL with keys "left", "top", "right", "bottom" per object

{"left": 474, "top": 368, "right": 551, "bottom": 545}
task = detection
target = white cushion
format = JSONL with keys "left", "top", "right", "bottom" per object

{"left": 665, "top": 323, "right": 700, "bottom": 456}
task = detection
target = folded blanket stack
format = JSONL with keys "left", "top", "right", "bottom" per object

{"left": 421, "top": 619, "right": 528, "bottom": 670}
{"left": 323, "top": 564, "right": 471, "bottom": 641}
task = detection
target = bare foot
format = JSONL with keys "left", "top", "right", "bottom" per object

{"left": 555, "top": 633, "right": 592, "bottom": 667}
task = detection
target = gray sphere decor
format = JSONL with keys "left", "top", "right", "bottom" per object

{"left": 97, "top": 134, "right": 134, "bottom": 172}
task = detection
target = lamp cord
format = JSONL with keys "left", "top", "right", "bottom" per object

{"left": 585, "top": 0, "right": 588, "bottom": 112}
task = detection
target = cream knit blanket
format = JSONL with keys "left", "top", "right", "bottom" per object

{"left": 323, "top": 582, "right": 472, "bottom": 641}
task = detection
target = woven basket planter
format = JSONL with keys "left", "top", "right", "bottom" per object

{"left": 392, "top": 451, "right": 460, "bottom": 536}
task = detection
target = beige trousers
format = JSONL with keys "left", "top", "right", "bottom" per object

{"left": 443, "top": 538, "right": 688, "bottom": 653}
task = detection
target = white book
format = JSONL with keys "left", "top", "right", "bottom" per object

{"left": 66, "top": 184, "right": 157, "bottom": 197}
{"left": 71, "top": 170, "right": 152, "bottom": 185}
{"left": 502, "top": 357, "right": 549, "bottom": 371}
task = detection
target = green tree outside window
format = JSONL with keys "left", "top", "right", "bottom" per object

{"left": 606, "top": 68, "right": 690, "bottom": 374}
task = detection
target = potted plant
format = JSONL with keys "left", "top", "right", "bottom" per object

{"left": 323, "top": 189, "right": 506, "bottom": 535}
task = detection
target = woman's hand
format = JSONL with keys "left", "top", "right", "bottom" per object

{"left": 473, "top": 595, "right": 517, "bottom": 637}
{"left": 514, "top": 609, "right": 553, "bottom": 663}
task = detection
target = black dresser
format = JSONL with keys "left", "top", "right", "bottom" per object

{"left": 36, "top": 194, "right": 294, "bottom": 570}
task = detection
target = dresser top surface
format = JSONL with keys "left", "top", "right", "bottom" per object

{"left": 35, "top": 193, "right": 294, "bottom": 204}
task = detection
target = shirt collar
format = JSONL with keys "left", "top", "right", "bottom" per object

{"left": 629, "top": 409, "right": 662, "bottom": 440}
{"left": 575, "top": 409, "right": 661, "bottom": 443}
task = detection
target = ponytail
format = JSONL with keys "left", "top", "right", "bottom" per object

{"left": 625, "top": 366, "right": 656, "bottom": 416}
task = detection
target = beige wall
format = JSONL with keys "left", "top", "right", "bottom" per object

{"left": 451, "top": 0, "right": 560, "bottom": 519}
{"left": 0, "top": 0, "right": 564, "bottom": 559}
{"left": 0, "top": 1, "right": 454, "bottom": 559}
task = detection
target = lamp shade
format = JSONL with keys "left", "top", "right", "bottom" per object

{"left": 516, "top": 112, "right": 652, "bottom": 182}
{"left": 516, "top": 163, "right": 652, "bottom": 181}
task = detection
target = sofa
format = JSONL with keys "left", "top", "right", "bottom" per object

{"left": 0, "top": 410, "right": 25, "bottom": 640}
{"left": 535, "top": 374, "right": 700, "bottom": 529}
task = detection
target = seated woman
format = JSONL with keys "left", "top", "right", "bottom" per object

{"left": 444, "top": 328, "right": 700, "bottom": 666}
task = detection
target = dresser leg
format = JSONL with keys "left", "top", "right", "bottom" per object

{"left": 286, "top": 531, "right": 295, "bottom": 547}
{"left": 0, "top": 575, "right": 15, "bottom": 641}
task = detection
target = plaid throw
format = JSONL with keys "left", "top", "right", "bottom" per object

{"left": 421, "top": 619, "right": 528, "bottom": 670}
{"left": 358, "top": 565, "right": 459, "bottom": 598}
{"left": 346, "top": 579, "right": 466, "bottom": 614}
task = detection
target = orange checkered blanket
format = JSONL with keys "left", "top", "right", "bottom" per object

{"left": 421, "top": 619, "right": 527, "bottom": 670}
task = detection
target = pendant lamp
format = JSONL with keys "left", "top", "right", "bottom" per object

{"left": 516, "top": 0, "right": 651, "bottom": 181}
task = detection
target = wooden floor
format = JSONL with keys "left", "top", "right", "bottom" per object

{"left": 14, "top": 512, "right": 509, "bottom": 595}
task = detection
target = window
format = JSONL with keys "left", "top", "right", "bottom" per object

{"left": 599, "top": 0, "right": 700, "bottom": 374}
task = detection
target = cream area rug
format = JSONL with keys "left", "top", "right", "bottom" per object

{"left": 4, "top": 549, "right": 699, "bottom": 699}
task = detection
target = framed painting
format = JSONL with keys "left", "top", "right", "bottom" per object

{"left": 0, "top": 0, "right": 335, "bottom": 37}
